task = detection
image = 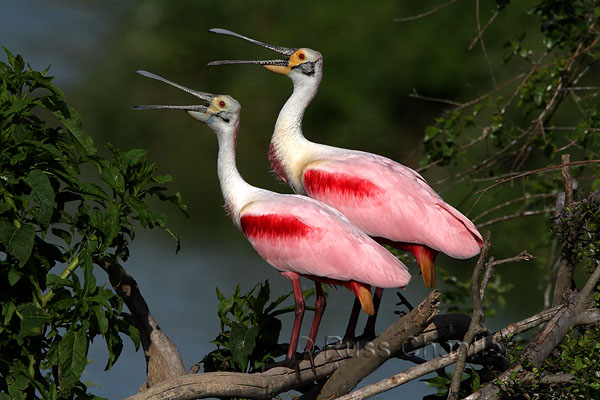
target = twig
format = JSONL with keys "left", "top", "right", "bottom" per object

{"left": 469, "top": 159, "right": 599, "bottom": 215}
{"left": 488, "top": 251, "right": 534, "bottom": 268}
{"left": 394, "top": 0, "right": 457, "bottom": 22}
{"left": 471, "top": 193, "right": 555, "bottom": 223}
{"left": 474, "top": 0, "right": 497, "bottom": 88}
{"left": 448, "top": 232, "right": 492, "bottom": 399}
{"left": 468, "top": 11, "right": 499, "bottom": 50}
{"left": 409, "top": 88, "right": 463, "bottom": 106}
{"left": 476, "top": 209, "right": 555, "bottom": 229}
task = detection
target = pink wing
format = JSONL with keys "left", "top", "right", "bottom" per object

{"left": 239, "top": 194, "right": 411, "bottom": 288}
{"left": 302, "top": 151, "right": 483, "bottom": 259}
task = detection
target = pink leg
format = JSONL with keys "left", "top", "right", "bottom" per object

{"left": 361, "top": 287, "right": 384, "bottom": 339}
{"left": 305, "top": 282, "right": 326, "bottom": 354}
{"left": 304, "top": 282, "right": 326, "bottom": 374}
{"left": 286, "top": 278, "right": 305, "bottom": 362}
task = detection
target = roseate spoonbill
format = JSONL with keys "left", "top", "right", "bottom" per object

{"left": 208, "top": 28, "right": 483, "bottom": 338}
{"left": 133, "top": 70, "right": 411, "bottom": 371}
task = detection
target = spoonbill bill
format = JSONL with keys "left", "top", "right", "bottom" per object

{"left": 208, "top": 28, "right": 483, "bottom": 338}
{"left": 133, "top": 70, "right": 411, "bottom": 371}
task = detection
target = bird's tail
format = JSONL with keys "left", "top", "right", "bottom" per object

{"left": 418, "top": 249, "right": 438, "bottom": 288}
{"left": 350, "top": 282, "right": 375, "bottom": 315}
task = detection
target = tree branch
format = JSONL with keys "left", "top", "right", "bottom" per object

{"left": 552, "top": 156, "right": 578, "bottom": 306}
{"left": 465, "top": 260, "right": 600, "bottom": 399}
{"left": 96, "top": 256, "right": 186, "bottom": 387}
{"left": 334, "top": 303, "right": 574, "bottom": 400}
{"left": 316, "top": 290, "right": 440, "bottom": 399}
{"left": 448, "top": 232, "right": 491, "bottom": 399}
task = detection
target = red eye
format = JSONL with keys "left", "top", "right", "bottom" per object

{"left": 298, "top": 52, "right": 306, "bottom": 60}
{"left": 219, "top": 100, "right": 226, "bottom": 108}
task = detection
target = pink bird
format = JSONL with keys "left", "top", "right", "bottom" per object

{"left": 208, "top": 29, "right": 484, "bottom": 338}
{"left": 133, "top": 70, "right": 411, "bottom": 371}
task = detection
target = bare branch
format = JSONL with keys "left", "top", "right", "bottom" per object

{"left": 470, "top": 159, "right": 599, "bottom": 213}
{"left": 476, "top": 208, "right": 555, "bottom": 229}
{"left": 481, "top": 251, "right": 534, "bottom": 301}
{"left": 448, "top": 233, "right": 491, "bottom": 399}
{"left": 552, "top": 155, "right": 578, "bottom": 306}
{"left": 125, "top": 348, "right": 354, "bottom": 400}
{"left": 394, "top": 0, "right": 457, "bottom": 22}
{"left": 471, "top": 193, "right": 555, "bottom": 223}
{"left": 468, "top": 11, "right": 500, "bottom": 50}
{"left": 541, "top": 373, "right": 576, "bottom": 385}
{"left": 474, "top": 0, "right": 497, "bottom": 88}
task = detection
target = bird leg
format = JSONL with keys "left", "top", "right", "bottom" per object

{"left": 359, "top": 287, "right": 384, "bottom": 340}
{"left": 304, "top": 282, "right": 326, "bottom": 375}
{"left": 263, "top": 278, "right": 305, "bottom": 379}
{"left": 342, "top": 297, "right": 362, "bottom": 345}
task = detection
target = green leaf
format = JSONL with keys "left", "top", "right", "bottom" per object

{"left": 0, "top": 223, "right": 35, "bottom": 266}
{"left": 59, "top": 327, "right": 88, "bottom": 392}
{"left": 19, "top": 303, "right": 50, "bottom": 336}
{"left": 46, "top": 273, "right": 74, "bottom": 290}
{"left": 7, "top": 267, "right": 23, "bottom": 286}
{"left": 61, "top": 108, "right": 97, "bottom": 155}
{"left": 124, "top": 149, "right": 147, "bottom": 166}
{"left": 80, "top": 182, "right": 110, "bottom": 202}
{"left": 92, "top": 305, "right": 108, "bottom": 335}
{"left": 230, "top": 322, "right": 258, "bottom": 371}
{"left": 6, "top": 373, "right": 28, "bottom": 400}
{"left": 3, "top": 301, "right": 16, "bottom": 325}
{"left": 152, "top": 174, "right": 173, "bottom": 184}
{"left": 24, "top": 170, "right": 55, "bottom": 228}
{"left": 118, "top": 320, "right": 140, "bottom": 351}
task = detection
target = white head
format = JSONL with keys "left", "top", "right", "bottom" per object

{"left": 207, "top": 28, "right": 323, "bottom": 88}
{"left": 133, "top": 70, "right": 240, "bottom": 137}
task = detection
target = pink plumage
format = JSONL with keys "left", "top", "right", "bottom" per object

{"left": 301, "top": 152, "right": 483, "bottom": 260}
{"left": 240, "top": 195, "right": 412, "bottom": 289}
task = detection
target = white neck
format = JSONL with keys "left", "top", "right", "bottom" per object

{"left": 213, "top": 120, "right": 256, "bottom": 227}
{"left": 270, "top": 76, "right": 321, "bottom": 190}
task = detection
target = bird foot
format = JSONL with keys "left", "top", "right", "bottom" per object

{"left": 303, "top": 348, "right": 318, "bottom": 376}
{"left": 262, "top": 354, "right": 301, "bottom": 380}
{"left": 355, "top": 329, "right": 376, "bottom": 342}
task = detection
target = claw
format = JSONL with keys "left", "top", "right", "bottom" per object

{"left": 262, "top": 353, "right": 302, "bottom": 380}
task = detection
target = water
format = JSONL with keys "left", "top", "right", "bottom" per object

{"left": 85, "top": 230, "right": 436, "bottom": 398}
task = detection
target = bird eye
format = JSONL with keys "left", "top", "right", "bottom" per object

{"left": 298, "top": 52, "right": 306, "bottom": 61}
{"left": 219, "top": 100, "right": 226, "bottom": 108}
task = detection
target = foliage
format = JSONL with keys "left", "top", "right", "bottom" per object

{"left": 0, "top": 49, "right": 186, "bottom": 399}
{"left": 549, "top": 191, "right": 600, "bottom": 272}
{"left": 422, "top": 367, "right": 482, "bottom": 399}
{"left": 416, "top": 0, "right": 600, "bottom": 396}
{"left": 201, "top": 281, "right": 296, "bottom": 373}
{"left": 438, "top": 267, "right": 513, "bottom": 318}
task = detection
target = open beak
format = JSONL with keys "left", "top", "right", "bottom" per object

{"left": 133, "top": 70, "right": 216, "bottom": 121}
{"left": 207, "top": 28, "right": 297, "bottom": 75}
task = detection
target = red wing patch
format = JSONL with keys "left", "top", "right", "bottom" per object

{"left": 241, "top": 214, "right": 313, "bottom": 240}
{"left": 304, "top": 169, "right": 382, "bottom": 200}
